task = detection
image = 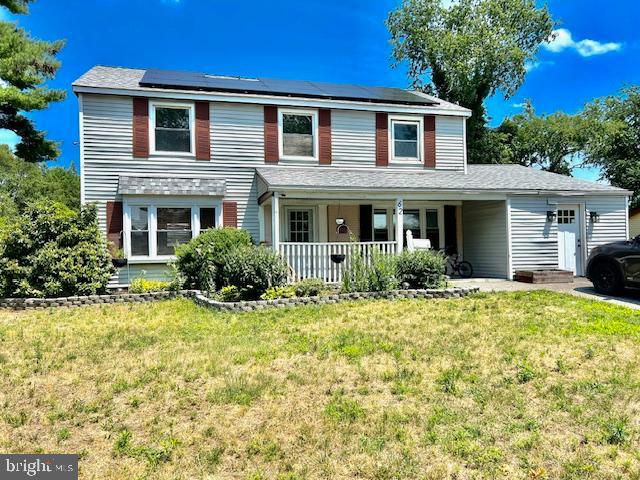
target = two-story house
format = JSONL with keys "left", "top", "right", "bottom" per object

{"left": 73, "top": 66, "right": 630, "bottom": 287}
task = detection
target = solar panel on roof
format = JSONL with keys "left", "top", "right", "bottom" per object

{"left": 139, "top": 68, "right": 437, "bottom": 106}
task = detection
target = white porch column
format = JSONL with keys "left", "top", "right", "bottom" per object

{"left": 258, "top": 204, "right": 265, "bottom": 244}
{"left": 395, "top": 197, "right": 404, "bottom": 253}
{"left": 271, "top": 193, "right": 280, "bottom": 252}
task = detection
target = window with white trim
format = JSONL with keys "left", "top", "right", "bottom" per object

{"left": 390, "top": 117, "right": 422, "bottom": 163}
{"left": 125, "top": 203, "right": 220, "bottom": 259}
{"left": 287, "top": 208, "right": 314, "bottom": 242}
{"left": 150, "top": 102, "right": 194, "bottom": 154}
{"left": 279, "top": 109, "right": 318, "bottom": 160}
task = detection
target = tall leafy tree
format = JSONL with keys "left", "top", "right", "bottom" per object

{"left": 0, "top": 0, "right": 65, "bottom": 162}
{"left": 495, "top": 102, "right": 588, "bottom": 175}
{"left": 387, "top": 0, "right": 554, "bottom": 163}
{"left": 582, "top": 87, "right": 640, "bottom": 207}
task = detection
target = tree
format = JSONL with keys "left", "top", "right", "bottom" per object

{"left": 0, "top": 145, "right": 79, "bottom": 213}
{"left": 0, "top": 0, "right": 65, "bottom": 162}
{"left": 494, "top": 102, "right": 588, "bottom": 175}
{"left": 582, "top": 87, "right": 640, "bottom": 207}
{"left": 387, "top": 0, "right": 554, "bottom": 163}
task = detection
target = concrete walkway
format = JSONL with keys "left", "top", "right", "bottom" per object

{"left": 451, "top": 277, "right": 640, "bottom": 310}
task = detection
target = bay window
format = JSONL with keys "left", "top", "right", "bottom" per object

{"left": 156, "top": 207, "right": 192, "bottom": 255}
{"left": 124, "top": 202, "right": 221, "bottom": 260}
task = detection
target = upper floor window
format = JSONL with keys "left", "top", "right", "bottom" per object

{"left": 150, "top": 102, "right": 195, "bottom": 155}
{"left": 279, "top": 109, "right": 318, "bottom": 160}
{"left": 390, "top": 116, "right": 423, "bottom": 164}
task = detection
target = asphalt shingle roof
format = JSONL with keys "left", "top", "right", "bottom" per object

{"left": 256, "top": 165, "right": 630, "bottom": 195}
{"left": 118, "top": 176, "right": 226, "bottom": 196}
{"left": 72, "top": 66, "right": 470, "bottom": 113}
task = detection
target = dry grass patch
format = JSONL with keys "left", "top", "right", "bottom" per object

{"left": 1, "top": 291, "right": 640, "bottom": 479}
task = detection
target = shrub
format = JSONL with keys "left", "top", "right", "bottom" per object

{"left": 217, "top": 285, "right": 241, "bottom": 302}
{"left": 293, "top": 278, "right": 325, "bottom": 297}
{"left": 341, "top": 247, "right": 371, "bottom": 293}
{"left": 261, "top": 285, "right": 296, "bottom": 300}
{"left": 221, "top": 246, "right": 289, "bottom": 300}
{"left": 0, "top": 202, "right": 113, "bottom": 298}
{"left": 367, "top": 248, "right": 399, "bottom": 292}
{"left": 174, "top": 228, "right": 252, "bottom": 291}
{"left": 342, "top": 247, "right": 398, "bottom": 293}
{"left": 395, "top": 250, "right": 446, "bottom": 289}
{"left": 129, "top": 277, "right": 171, "bottom": 293}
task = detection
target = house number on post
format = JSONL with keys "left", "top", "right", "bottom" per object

{"left": 397, "top": 199, "right": 403, "bottom": 215}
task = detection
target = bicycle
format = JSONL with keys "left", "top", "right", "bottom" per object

{"left": 446, "top": 252, "right": 474, "bottom": 278}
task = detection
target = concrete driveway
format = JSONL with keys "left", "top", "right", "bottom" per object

{"left": 451, "top": 277, "right": 640, "bottom": 310}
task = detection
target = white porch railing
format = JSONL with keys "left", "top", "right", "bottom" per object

{"left": 279, "top": 241, "right": 398, "bottom": 284}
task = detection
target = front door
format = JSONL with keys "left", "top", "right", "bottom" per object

{"left": 557, "top": 206, "right": 582, "bottom": 275}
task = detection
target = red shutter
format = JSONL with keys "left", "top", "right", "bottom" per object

{"left": 264, "top": 105, "right": 279, "bottom": 163}
{"left": 318, "top": 109, "right": 332, "bottom": 165}
{"left": 223, "top": 201, "right": 238, "bottom": 227}
{"left": 375, "top": 113, "right": 388, "bottom": 167}
{"left": 195, "top": 101, "right": 211, "bottom": 160}
{"left": 424, "top": 115, "right": 436, "bottom": 168}
{"left": 132, "top": 97, "right": 149, "bottom": 158}
{"left": 106, "top": 201, "right": 123, "bottom": 248}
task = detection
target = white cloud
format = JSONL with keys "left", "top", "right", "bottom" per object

{"left": 544, "top": 28, "right": 622, "bottom": 57}
{"left": 524, "top": 60, "right": 555, "bottom": 72}
{"left": 512, "top": 103, "right": 526, "bottom": 108}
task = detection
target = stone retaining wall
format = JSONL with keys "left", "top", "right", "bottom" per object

{"left": 194, "top": 287, "right": 479, "bottom": 312}
{"left": 0, "top": 287, "right": 479, "bottom": 312}
{"left": 0, "top": 290, "right": 197, "bottom": 310}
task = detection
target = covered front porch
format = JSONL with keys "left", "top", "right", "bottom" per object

{"left": 256, "top": 166, "right": 512, "bottom": 283}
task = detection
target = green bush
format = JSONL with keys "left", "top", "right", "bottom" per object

{"left": 221, "top": 246, "right": 289, "bottom": 300}
{"left": 395, "top": 250, "right": 446, "bottom": 289}
{"left": 261, "top": 285, "right": 296, "bottom": 300}
{"left": 342, "top": 247, "right": 398, "bottom": 293}
{"left": 293, "top": 278, "right": 325, "bottom": 297}
{"left": 0, "top": 202, "right": 113, "bottom": 298}
{"left": 217, "top": 285, "right": 241, "bottom": 302}
{"left": 174, "top": 228, "right": 252, "bottom": 290}
{"left": 129, "top": 277, "right": 171, "bottom": 293}
{"left": 367, "top": 249, "right": 399, "bottom": 292}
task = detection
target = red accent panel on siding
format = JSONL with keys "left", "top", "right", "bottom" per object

{"left": 132, "top": 97, "right": 149, "bottom": 158}
{"left": 223, "top": 201, "right": 238, "bottom": 227}
{"left": 318, "top": 109, "right": 332, "bottom": 165}
{"left": 195, "top": 101, "right": 211, "bottom": 160}
{"left": 264, "top": 106, "right": 279, "bottom": 163}
{"left": 375, "top": 113, "right": 388, "bottom": 167}
{"left": 424, "top": 115, "right": 436, "bottom": 168}
{"left": 106, "top": 201, "right": 123, "bottom": 248}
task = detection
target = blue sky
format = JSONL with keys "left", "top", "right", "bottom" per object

{"left": 3, "top": 0, "right": 639, "bottom": 182}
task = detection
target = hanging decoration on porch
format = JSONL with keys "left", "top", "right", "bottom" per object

{"left": 335, "top": 202, "right": 351, "bottom": 236}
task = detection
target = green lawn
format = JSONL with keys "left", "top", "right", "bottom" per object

{"left": 1, "top": 292, "right": 640, "bottom": 479}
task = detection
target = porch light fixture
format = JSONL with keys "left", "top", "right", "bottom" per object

{"left": 590, "top": 211, "right": 600, "bottom": 223}
{"left": 546, "top": 210, "right": 556, "bottom": 222}
{"left": 335, "top": 218, "right": 345, "bottom": 225}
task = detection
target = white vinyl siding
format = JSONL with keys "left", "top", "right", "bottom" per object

{"left": 435, "top": 116, "right": 465, "bottom": 171}
{"left": 585, "top": 196, "right": 628, "bottom": 255}
{"left": 462, "top": 200, "right": 509, "bottom": 278}
{"left": 510, "top": 196, "right": 558, "bottom": 271}
{"left": 82, "top": 95, "right": 263, "bottom": 236}
{"left": 81, "top": 95, "right": 265, "bottom": 285}
{"left": 508, "top": 195, "right": 628, "bottom": 275}
{"left": 331, "top": 110, "right": 376, "bottom": 166}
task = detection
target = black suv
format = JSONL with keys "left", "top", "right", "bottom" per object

{"left": 586, "top": 236, "right": 640, "bottom": 294}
